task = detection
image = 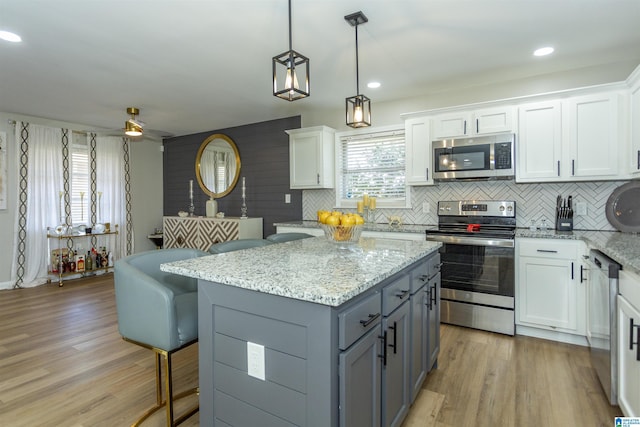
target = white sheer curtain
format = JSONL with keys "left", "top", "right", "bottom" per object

{"left": 11, "top": 123, "right": 63, "bottom": 287}
{"left": 95, "top": 135, "right": 130, "bottom": 260}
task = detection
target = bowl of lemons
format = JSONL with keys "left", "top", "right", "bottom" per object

{"left": 317, "top": 210, "right": 364, "bottom": 244}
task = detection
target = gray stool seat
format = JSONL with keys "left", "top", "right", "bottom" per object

{"left": 114, "top": 248, "right": 209, "bottom": 426}
{"left": 208, "top": 238, "right": 274, "bottom": 254}
{"left": 266, "top": 232, "right": 314, "bottom": 243}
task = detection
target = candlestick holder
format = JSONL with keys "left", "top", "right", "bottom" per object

{"left": 240, "top": 194, "right": 248, "bottom": 218}
{"left": 189, "top": 194, "right": 195, "bottom": 217}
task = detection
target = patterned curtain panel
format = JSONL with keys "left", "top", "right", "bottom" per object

{"left": 12, "top": 123, "right": 63, "bottom": 288}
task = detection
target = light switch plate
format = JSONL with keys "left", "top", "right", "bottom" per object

{"left": 247, "top": 342, "right": 265, "bottom": 381}
{"left": 576, "top": 202, "right": 587, "bottom": 216}
{"left": 422, "top": 202, "right": 430, "bottom": 214}
{"left": 285, "top": 194, "right": 291, "bottom": 204}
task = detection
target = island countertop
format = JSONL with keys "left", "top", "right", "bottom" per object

{"left": 160, "top": 236, "right": 441, "bottom": 307}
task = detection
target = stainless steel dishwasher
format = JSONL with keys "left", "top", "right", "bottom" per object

{"left": 587, "top": 249, "right": 622, "bottom": 405}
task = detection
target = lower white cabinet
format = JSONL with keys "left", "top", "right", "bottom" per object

{"left": 618, "top": 270, "right": 640, "bottom": 417}
{"left": 516, "top": 238, "right": 587, "bottom": 340}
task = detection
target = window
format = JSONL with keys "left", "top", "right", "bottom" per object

{"left": 336, "top": 126, "right": 409, "bottom": 209}
{"left": 70, "top": 134, "right": 89, "bottom": 225}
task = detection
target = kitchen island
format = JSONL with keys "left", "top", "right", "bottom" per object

{"left": 161, "top": 236, "right": 441, "bottom": 427}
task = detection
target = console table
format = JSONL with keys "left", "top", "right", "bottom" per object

{"left": 162, "top": 216, "right": 263, "bottom": 251}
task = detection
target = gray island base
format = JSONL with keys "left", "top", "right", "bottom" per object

{"left": 161, "top": 236, "right": 441, "bottom": 427}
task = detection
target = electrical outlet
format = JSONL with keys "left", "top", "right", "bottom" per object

{"left": 285, "top": 194, "right": 291, "bottom": 204}
{"left": 576, "top": 202, "right": 587, "bottom": 216}
{"left": 247, "top": 342, "right": 265, "bottom": 381}
{"left": 422, "top": 202, "right": 430, "bottom": 214}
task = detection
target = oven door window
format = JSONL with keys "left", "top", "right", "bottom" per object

{"left": 439, "top": 243, "right": 514, "bottom": 296}
{"left": 434, "top": 144, "right": 491, "bottom": 173}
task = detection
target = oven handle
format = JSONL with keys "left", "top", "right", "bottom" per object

{"left": 425, "top": 234, "right": 514, "bottom": 248}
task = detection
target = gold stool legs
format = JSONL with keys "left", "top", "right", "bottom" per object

{"left": 126, "top": 339, "right": 199, "bottom": 427}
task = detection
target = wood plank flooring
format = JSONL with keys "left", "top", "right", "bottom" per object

{"left": 0, "top": 275, "right": 622, "bottom": 426}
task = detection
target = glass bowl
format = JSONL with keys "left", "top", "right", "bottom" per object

{"left": 319, "top": 224, "right": 363, "bottom": 244}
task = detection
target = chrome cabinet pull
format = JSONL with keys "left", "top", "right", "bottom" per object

{"left": 557, "top": 160, "right": 560, "bottom": 176}
{"left": 425, "top": 167, "right": 429, "bottom": 180}
{"left": 536, "top": 249, "right": 558, "bottom": 253}
{"left": 360, "top": 313, "right": 380, "bottom": 328}
{"left": 572, "top": 159, "right": 575, "bottom": 176}
{"left": 571, "top": 262, "right": 574, "bottom": 280}
{"left": 476, "top": 118, "right": 479, "bottom": 133}
{"left": 463, "top": 120, "right": 467, "bottom": 135}
{"left": 637, "top": 150, "right": 640, "bottom": 171}
{"left": 316, "top": 173, "right": 320, "bottom": 184}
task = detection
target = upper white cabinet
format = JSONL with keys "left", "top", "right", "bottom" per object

{"left": 517, "top": 91, "right": 626, "bottom": 182}
{"left": 517, "top": 100, "right": 563, "bottom": 181}
{"left": 287, "top": 126, "right": 335, "bottom": 189}
{"left": 404, "top": 116, "right": 434, "bottom": 186}
{"left": 629, "top": 66, "right": 640, "bottom": 176}
{"left": 432, "top": 106, "right": 514, "bottom": 139}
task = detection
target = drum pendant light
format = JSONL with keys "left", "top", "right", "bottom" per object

{"left": 345, "top": 11, "right": 371, "bottom": 128}
{"left": 273, "top": 0, "right": 309, "bottom": 101}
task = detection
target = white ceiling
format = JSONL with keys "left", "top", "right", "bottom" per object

{"left": 2, "top": 0, "right": 640, "bottom": 138}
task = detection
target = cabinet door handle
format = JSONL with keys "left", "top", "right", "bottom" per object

{"left": 388, "top": 321, "right": 397, "bottom": 354}
{"left": 572, "top": 159, "right": 575, "bottom": 176}
{"left": 536, "top": 249, "right": 558, "bottom": 253}
{"left": 359, "top": 313, "right": 380, "bottom": 328}
{"left": 419, "top": 274, "right": 428, "bottom": 282}
{"left": 637, "top": 150, "right": 640, "bottom": 171}
{"left": 431, "top": 284, "right": 437, "bottom": 307}
{"left": 378, "top": 331, "right": 388, "bottom": 366}
{"left": 463, "top": 120, "right": 467, "bottom": 135}
{"left": 316, "top": 173, "right": 320, "bottom": 184}
{"left": 476, "top": 118, "right": 479, "bottom": 133}
{"left": 571, "top": 262, "right": 574, "bottom": 280}
{"left": 557, "top": 160, "right": 560, "bottom": 176}
{"left": 580, "top": 265, "right": 586, "bottom": 283}
{"left": 425, "top": 167, "right": 429, "bottom": 180}
{"left": 630, "top": 318, "right": 640, "bottom": 361}
{"left": 424, "top": 288, "right": 431, "bottom": 309}
{"left": 395, "top": 289, "right": 410, "bottom": 300}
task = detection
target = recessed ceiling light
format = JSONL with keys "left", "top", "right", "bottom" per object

{"left": 0, "top": 30, "right": 22, "bottom": 42}
{"left": 367, "top": 81, "right": 381, "bottom": 89}
{"left": 533, "top": 47, "right": 554, "bottom": 57}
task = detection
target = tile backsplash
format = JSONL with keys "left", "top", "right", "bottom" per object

{"left": 303, "top": 180, "right": 629, "bottom": 231}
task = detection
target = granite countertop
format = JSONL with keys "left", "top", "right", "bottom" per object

{"left": 161, "top": 236, "right": 441, "bottom": 307}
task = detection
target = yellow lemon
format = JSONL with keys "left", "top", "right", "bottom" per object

{"left": 318, "top": 211, "right": 331, "bottom": 224}
{"left": 340, "top": 215, "right": 356, "bottom": 227}
{"left": 325, "top": 215, "right": 340, "bottom": 226}
{"left": 354, "top": 215, "right": 365, "bottom": 225}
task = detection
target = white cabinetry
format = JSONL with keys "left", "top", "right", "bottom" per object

{"left": 286, "top": 126, "right": 335, "bottom": 189}
{"left": 432, "top": 106, "right": 514, "bottom": 139}
{"left": 516, "top": 238, "right": 587, "bottom": 344}
{"left": 404, "top": 116, "right": 434, "bottom": 186}
{"left": 618, "top": 269, "right": 640, "bottom": 417}
{"left": 517, "top": 91, "right": 626, "bottom": 182}
{"left": 275, "top": 225, "right": 426, "bottom": 241}
{"left": 629, "top": 65, "right": 640, "bottom": 176}
{"left": 517, "top": 101, "right": 562, "bottom": 180}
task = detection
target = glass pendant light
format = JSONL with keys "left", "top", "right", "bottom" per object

{"left": 273, "top": 0, "right": 309, "bottom": 101}
{"left": 345, "top": 11, "right": 371, "bottom": 128}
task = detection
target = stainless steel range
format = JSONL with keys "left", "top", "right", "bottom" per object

{"left": 425, "top": 200, "right": 516, "bottom": 335}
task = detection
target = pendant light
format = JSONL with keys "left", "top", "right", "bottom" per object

{"left": 345, "top": 11, "right": 371, "bottom": 128}
{"left": 273, "top": 0, "right": 309, "bottom": 101}
{"left": 124, "top": 107, "right": 143, "bottom": 137}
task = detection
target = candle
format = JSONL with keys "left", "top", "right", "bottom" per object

{"left": 369, "top": 197, "right": 376, "bottom": 209}
{"left": 357, "top": 200, "right": 364, "bottom": 214}
{"left": 362, "top": 193, "right": 369, "bottom": 207}
{"left": 189, "top": 180, "right": 193, "bottom": 198}
{"left": 242, "top": 177, "right": 246, "bottom": 198}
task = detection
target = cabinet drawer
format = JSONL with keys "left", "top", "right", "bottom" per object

{"left": 339, "top": 292, "right": 381, "bottom": 350}
{"left": 383, "top": 273, "right": 411, "bottom": 316}
{"left": 410, "top": 254, "right": 441, "bottom": 294}
{"left": 518, "top": 239, "right": 578, "bottom": 259}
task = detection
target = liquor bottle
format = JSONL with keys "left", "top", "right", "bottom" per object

{"left": 86, "top": 251, "right": 93, "bottom": 271}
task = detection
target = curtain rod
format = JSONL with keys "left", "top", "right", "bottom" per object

{"left": 8, "top": 119, "right": 89, "bottom": 135}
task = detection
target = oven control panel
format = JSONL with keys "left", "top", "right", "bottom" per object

{"left": 438, "top": 200, "right": 515, "bottom": 217}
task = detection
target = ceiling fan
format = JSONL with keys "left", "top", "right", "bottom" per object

{"left": 88, "top": 107, "right": 173, "bottom": 140}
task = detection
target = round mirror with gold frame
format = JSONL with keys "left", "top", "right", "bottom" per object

{"left": 195, "top": 133, "right": 241, "bottom": 198}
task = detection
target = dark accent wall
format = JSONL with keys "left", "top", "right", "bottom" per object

{"left": 163, "top": 116, "right": 302, "bottom": 237}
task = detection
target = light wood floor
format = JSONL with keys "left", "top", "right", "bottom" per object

{"left": 0, "top": 275, "right": 622, "bottom": 426}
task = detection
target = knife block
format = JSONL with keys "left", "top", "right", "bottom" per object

{"left": 555, "top": 214, "right": 573, "bottom": 231}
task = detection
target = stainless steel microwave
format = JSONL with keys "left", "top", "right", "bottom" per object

{"left": 432, "top": 133, "right": 515, "bottom": 181}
